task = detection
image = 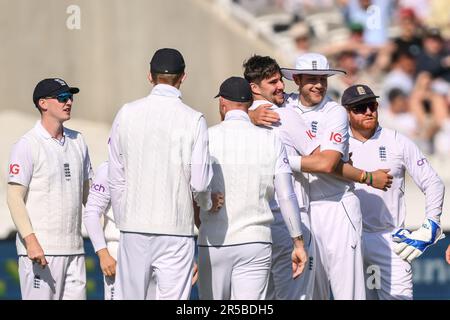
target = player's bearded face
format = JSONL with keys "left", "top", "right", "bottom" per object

{"left": 253, "top": 72, "right": 285, "bottom": 105}
{"left": 349, "top": 100, "right": 378, "bottom": 130}
{"left": 295, "top": 74, "right": 327, "bottom": 106}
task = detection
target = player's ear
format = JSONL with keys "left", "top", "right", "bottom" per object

{"left": 218, "top": 97, "right": 226, "bottom": 120}
{"left": 148, "top": 72, "right": 154, "bottom": 85}
{"left": 180, "top": 72, "right": 187, "bottom": 84}
{"left": 250, "top": 82, "right": 261, "bottom": 96}
{"left": 293, "top": 75, "right": 302, "bottom": 86}
{"left": 38, "top": 99, "right": 48, "bottom": 112}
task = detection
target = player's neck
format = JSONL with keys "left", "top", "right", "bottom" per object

{"left": 351, "top": 125, "right": 377, "bottom": 142}
{"left": 40, "top": 117, "right": 65, "bottom": 140}
{"left": 253, "top": 94, "right": 273, "bottom": 105}
{"left": 299, "top": 95, "right": 320, "bottom": 108}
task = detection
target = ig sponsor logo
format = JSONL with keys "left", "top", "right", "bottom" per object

{"left": 9, "top": 164, "right": 20, "bottom": 175}
{"left": 329, "top": 132, "right": 342, "bottom": 143}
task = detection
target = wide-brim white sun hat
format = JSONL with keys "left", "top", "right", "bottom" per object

{"left": 281, "top": 53, "right": 346, "bottom": 80}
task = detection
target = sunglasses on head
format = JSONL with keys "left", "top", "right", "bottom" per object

{"left": 46, "top": 92, "right": 74, "bottom": 103}
{"left": 349, "top": 101, "right": 378, "bottom": 114}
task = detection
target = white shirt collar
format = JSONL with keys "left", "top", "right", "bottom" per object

{"left": 296, "top": 95, "right": 331, "bottom": 113}
{"left": 250, "top": 99, "right": 278, "bottom": 111}
{"left": 224, "top": 109, "right": 251, "bottom": 122}
{"left": 34, "top": 121, "right": 66, "bottom": 145}
{"left": 150, "top": 84, "right": 182, "bottom": 99}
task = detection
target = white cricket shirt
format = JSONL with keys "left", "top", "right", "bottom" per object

{"left": 8, "top": 121, "right": 92, "bottom": 255}
{"left": 283, "top": 93, "right": 354, "bottom": 201}
{"left": 349, "top": 126, "right": 445, "bottom": 232}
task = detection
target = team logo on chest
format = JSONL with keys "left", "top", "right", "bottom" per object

{"left": 64, "top": 163, "right": 71, "bottom": 181}
{"left": 306, "top": 121, "right": 318, "bottom": 139}
{"left": 379, "top": 146, "right": 387, "bottom": 161}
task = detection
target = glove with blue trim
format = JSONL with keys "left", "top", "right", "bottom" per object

{"left": 392, "top": 218, "right": 445, "bottom": 263}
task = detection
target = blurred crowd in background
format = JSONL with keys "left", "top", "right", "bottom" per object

{"left": 230, "top": 0, "right": 450, "bottom": 157}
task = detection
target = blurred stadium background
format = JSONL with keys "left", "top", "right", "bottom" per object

{"left": 0, "top": 0, "right": 449, "bottom": 299}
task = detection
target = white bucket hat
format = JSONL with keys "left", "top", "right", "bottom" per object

{"left": 281, "top": 53, "right": 346, "bottom": 80}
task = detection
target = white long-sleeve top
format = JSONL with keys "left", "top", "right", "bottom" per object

{"left": 108, "top": 84, "right": 212, "bottom": 236}
{"left": 83, "top": 161, "right": 119, "bottom": 253}
{"left": 349, "top": 126, "right": 445, "bottom": 232}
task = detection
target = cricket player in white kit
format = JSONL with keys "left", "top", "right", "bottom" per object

{"left": 109, "top": 48, "right": 212, "bottom": 300}
{"left": 342, "top": 84, "right": 446, "bottom": 300}
{"left": 244, "top": 55, "right": 317, "bottom": 300}
{"left": 280, "top": 53, "right": 369, "bottom": 300}
{"left": 84, "top": 161, "right": 120, "bottom": 300}
{"left": 7, "top": 78, "right": 92, "bottom": 300}
{"left": 195, "top": 77, "right": 307, "bottom": 300}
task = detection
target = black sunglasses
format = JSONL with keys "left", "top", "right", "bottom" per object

{"left": 350, "top": 101, "right": 378, "bottom": 114}
{"left": 45, "top": 92, "right": 74, "bottom": 103}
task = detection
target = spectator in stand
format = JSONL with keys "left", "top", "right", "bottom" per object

{"left": 328, "top": 50, "right": 374, "bottom": 101}
{"left": 343, "top": 0, "right": 394, "bottom": 47}
{"left": 397, "top": 0, "right": 430, "bottom": 24}
{"left": 393, "top": 8, "right": 423, "bottom": 57}
{"left": 373, "top": 7, "right": 423, "bottom": 74}
{"left": 378, "top": 88, "right": 418, "bottom": 140}
{"left": 291, "top": 22, "right": 311, "bottom": 56}
{"left": 382, "top": 50, "right": 416, "bottom": 108}
{"left": 416, "top": 28, "right": 450, "bottom": 83}
{"left": 320, "top": 23, "right": 377, "bottom": 69}
{"left": 409, "top": 72, "right": 448, "bottom": 154}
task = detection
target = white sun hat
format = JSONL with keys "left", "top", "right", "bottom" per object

{"left": 281, "top": 53, "right": 346, "bottom": 80}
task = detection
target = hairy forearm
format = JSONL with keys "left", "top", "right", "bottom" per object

{"left": 301, "top": 153, "right": 339, "bottom": 174}
{"left": 333, "top": 161, "right": 362, "bottom": 182}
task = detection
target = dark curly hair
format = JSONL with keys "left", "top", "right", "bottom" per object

{"left": 243, "top": 55, "right": 281, "bottom": 84}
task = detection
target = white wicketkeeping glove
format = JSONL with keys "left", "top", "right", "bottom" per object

{"left": 392, "top": 218, "right": 445, "bottom": 263}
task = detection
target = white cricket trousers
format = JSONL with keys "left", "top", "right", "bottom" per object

{"left": 115, "top": 232, "right": 195, "bottom": 300}
{"left": 363, "top": 231, "right": 413, "bottom": 300}
{"left": 18, "top": 255, "right": 86, "bottom": 300}
{"left": 311, "top": 193, "right": 366, "bottom": 300}
{"left": 266, "top": 212, "right": 315, "bottom": 300}
{"left": 104, "top": 240, "right": 157, "bottom": 300}
{"left": 198, "top": 243, "right": 272, "bottom": 300}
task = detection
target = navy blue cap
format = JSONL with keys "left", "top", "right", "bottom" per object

{"left": 215, "top": 77, "right": 252, "bottom": 103}
{"left": 33, "top": 78, "right": 79, "bottom": 104}
{"left": 150, "top": 48, "right": 185, "bottom": 74}
{"left": 341, "top": 84, "right": 379, "bottom": 107}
